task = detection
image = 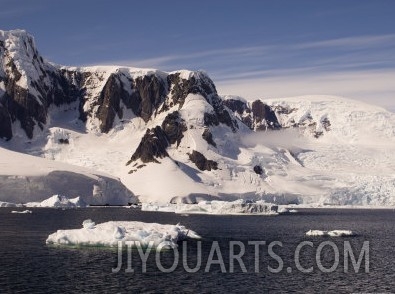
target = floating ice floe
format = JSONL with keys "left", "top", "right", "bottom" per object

{"left": 306, "top": 230, "right": 356, "bottom": 237}
{"left": 142, "top": 199, "right": 279, "bottom": 215}
{"left": 11, "top": 210, "right": 32, "bottom": 214}
{"left": 26, "top": 195, "right": 87, "bottom": 208}
{"left": 46, "top": 219, "right": 200, "bottom": 247}
{"left": 0, "top": 201, "right": 23, "bottom": 208}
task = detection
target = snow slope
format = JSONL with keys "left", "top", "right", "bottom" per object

{"left": 0, "top": 146, "right": 136, "bottom": 205}
{"left": 2, "top": 94, "right": 393, "bottom": 206}
{"left": 265, "top": 96, "right": 395, "bottom": 206}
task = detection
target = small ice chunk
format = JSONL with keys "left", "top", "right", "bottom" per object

{"left": 11, "top": 210, "right": 32, "bottom": 214}
{"left": 278, "top": 207, "right": 289, "bottom": 214}
{"left": 82, "top": 219, "right": 95, "bottom": 229}
{"left": 1, "top": 201, "right": 23, "bottom": 207}
{"left": 306, "top": 230, "right": 356, "bottom": 237}
{"left": 327, "top": 230, "right": 355, "bottom": 237}
{"left": 113, "top": 226, "right": 125, "bottom": 239}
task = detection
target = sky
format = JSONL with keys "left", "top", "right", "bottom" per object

{"left": 1, "top": 0, "right": 394, "bottom": 111}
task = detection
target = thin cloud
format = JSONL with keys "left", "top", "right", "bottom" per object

{"left": 294, "top": 34, "right": 395, "bottom": 50}
{"left": 216, "top": 68, "right": 395, "bottom": 112}
{"left": 74, "top": 34, "right": 395, "bottom": 111}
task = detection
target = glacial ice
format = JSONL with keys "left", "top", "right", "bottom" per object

{"left": 142, "top": 199, "right": 279, "bottom": 215}
{"left": 26, "top": 195, "right": 87, "bottom": 208}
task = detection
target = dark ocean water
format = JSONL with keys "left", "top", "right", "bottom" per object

{"left": 0, "top": 207, "right": 394, "bottom": 293}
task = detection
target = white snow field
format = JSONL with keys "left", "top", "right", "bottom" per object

{"left": 41, "top": 94, "right": 394, "bottom": 206}
{"left": 46, "top": 219, "right": 200, "bottom": 247}
{"left": 25, "top": 195, "right": 87, "bottom": 208}
{"left": 1, "top": 94, "right": 394, "bottom": 206}
{"left": 306, "top": 230, "right": 356, "bottom": 237}
{"left": 142, "top": 199, "right": 279, "bottom": 215}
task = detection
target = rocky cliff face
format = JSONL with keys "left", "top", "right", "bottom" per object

{"left": 0, "top": 30, "right": 78, "bottom": 139}
{"left": 128, "top": 111, "right": 187, "bottom": 165}
{"left": 223, "top": 96, "right": 281, "bottom": 131}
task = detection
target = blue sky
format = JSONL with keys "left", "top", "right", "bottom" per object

{"left": 1, "top": 0, "right": 394, "bottom": 110}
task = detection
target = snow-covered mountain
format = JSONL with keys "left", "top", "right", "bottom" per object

{"left": 1, "top": 29, "right": 394, "bottom": 206}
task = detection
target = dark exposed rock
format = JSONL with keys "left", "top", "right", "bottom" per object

{"left": 203, "top": 112, "right": 219, "bottom": 127}
{"left": 96, "top": 74, "right": 123, "bottom": 133}
{"left": 215, "top": 104, "right": 238, "bottom": 131}
{"left": 202, "top": 128, "right": 216, "bottom": 147}
{"left": 321, "top": 117, "right": 331, "bottom": 131}
{"left": 0, "top": 105, "right": 12, "bottom": 140}
{"left": 223, "top": 98, "right": 280, "bottom": 131}
{"left": 132, "top": 75, "right": 166, "bottom": 122}
{"left": 223, "top": 99, "right": 248, "bottom": 115}
{"left": 250, "top": 100, "right": 281, "bottom": 131}
{"left": 128, "top": 126, "right": 169, "bottom": 164}
{"left": 253, "top": 165, "right": 263, "bottom": 175}
{"left": 161, "top": 111, "right": 187, "bottom": 147}
{"left": 188, "top": 150, "right": 218, "bottom": 171}
{"left": 167, "top": 72, "right": 216, "bottom": 109}
{"left": 4, "top": 84, "right": 47, "bottom": 139}
{"left": 203, "top": 104, "right": 238, "bottom": 132}
{"left": 128, "top": 111, "right": 187, "bottom": 164}
{"left": 165, "top": 72, "right": 238, "bottom": 131}
{"left": 313, "top": 131, "right": 323, "bottom": 138}
{"left": 273, "top": 105, "right": 297, "bottom": 115}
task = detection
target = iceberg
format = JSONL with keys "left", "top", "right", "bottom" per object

{"left": 142, "top": 199, "right": 279, "bottom": 215}
{"left": 11, "top": 210, "right": 32, "bottom": 214}
{"left": 0, "top": 201, "right": 22, "bottom": 208}
{"left": 306, "top": 230, "right": 356, "bottom": 237}
{"left": 46, "top": 220, "right": 200, "bottom": 247}
{"left": 26, "top": 195, "right": 87, "bottom": 208}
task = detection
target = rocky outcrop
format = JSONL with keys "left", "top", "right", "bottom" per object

{"left": 202, "top": 128, "right": 216, "bottom": 147}
{"left": 223, "top": 97, "right": 281, "bottom": 131}
{"left": 161, "top": 111, "right": 187, "bottom": 147}
{"left": 132, "top": 74, "right": 167, "bottom": 122}
{"left": 96, "top": 74, "right": 123, "bottom": 133}
{"left": 250, "top": 100, "right": 281, "bottom": 131}
{"left": 0, "top": 104, "right": 12, "bottom": 140}
{"left": 128, "top": 111, "right": 187, "bottom": 164}
{"left": 167, "top": 72, "right": 216, "bottom": 109}
{"left": 128, "top": 126, "right": 169, "bottom": 164}
{"left": 166, "top": 72, "right": 238, "bottom": 132}
{"left": 223, "top": 98, "right": 249, "bottom": 115}
{"left": 188, "top": 150, "right": 218, "bottom": 171}
{"left": 253, "top": 165, "right": 263, "bottom": 175}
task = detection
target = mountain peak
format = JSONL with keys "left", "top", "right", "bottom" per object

{"left": 0, "top": 29, "right": 31, "bottom": 40}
